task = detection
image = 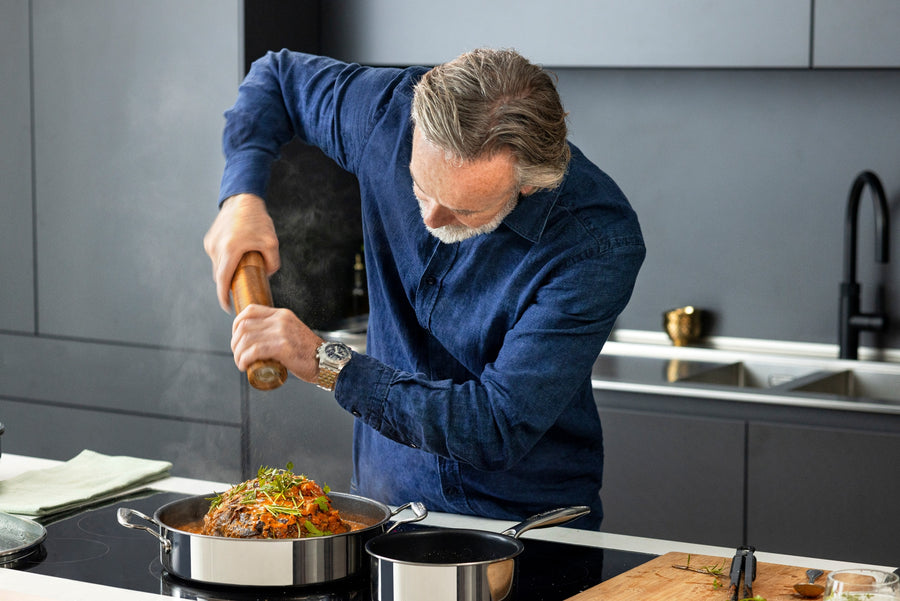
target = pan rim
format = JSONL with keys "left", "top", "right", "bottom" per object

{"left": 365, "top": 527, "right": 524, "bottom": 566}
{"left": 0, "top": 511, "right": 47, "bottom": 563}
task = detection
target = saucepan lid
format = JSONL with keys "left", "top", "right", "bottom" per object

{"left": 0, "top": 511, "right": 47, "bottom": 564}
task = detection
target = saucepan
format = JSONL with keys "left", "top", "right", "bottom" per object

{"left": 366, "top": 505, "right": 590, "bottom": 601}
{"left": 118, "top": 492, "right": 426, "bottom": 587}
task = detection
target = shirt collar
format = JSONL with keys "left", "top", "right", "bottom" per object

{"left": 501, "top": 186, "right": 560, "bottom": 244}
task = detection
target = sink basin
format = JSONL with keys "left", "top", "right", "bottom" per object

{"left": 674, "top": 358, "right": 900, "bottom": 404}
{"left": 675, "top": 361, "right": 824, "bottom": 389}
{"left": 592, "top": 354, "right": 724, "bottom": 383}
{"left": 789, "top": 369, "right": 900, "bottom": 403}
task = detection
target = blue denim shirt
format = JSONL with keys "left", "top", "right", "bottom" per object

{"left": 219, "top": 51, "right": 645, "bottom": 528}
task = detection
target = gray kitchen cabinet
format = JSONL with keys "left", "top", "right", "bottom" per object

{"left": 0, "top": 398, "right": 240, "bottom": 482}
{"left": 0, "top": 331, "right": 243, "bottom": 481}
{"left": 323, "top": 0, "right": 810, "bottom": 67}
{"left": 593, "top": 383, "right": 900, "bottom": 565}
{"left": 747, "top": 421, "right": 900, "bottom": 566}
{"left": 0, "top": 0, "right": 245, "bottom": 483}
{"left": 814, "top": 0, "right": 900, "bottom": 67}
{"left": 31, "top": 0, "right": 234, "bottom": 351}
{"left": 0, "top": 0, "right": 34, "bottom": 333}
{"left": 0, "top": 332, "right": 241, "bottom": 423}
{"left": 597, "top": 406, "right": 746, "bottom": 547}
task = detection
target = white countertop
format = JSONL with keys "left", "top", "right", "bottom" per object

{"left": 0, "top": 453, "right": 894, "bottom": 600}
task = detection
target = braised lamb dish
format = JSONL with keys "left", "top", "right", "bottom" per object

{"left": 202, "top": 464, "right": 351, "bottom": 538}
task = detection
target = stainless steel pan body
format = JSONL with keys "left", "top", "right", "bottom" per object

{"left": 118, "top": 492, "right": 426, "bottom": 587}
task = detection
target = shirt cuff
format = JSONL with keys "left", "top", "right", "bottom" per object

{"left": 218, "top": 150, "right": 276, "bottom": 207}
{"left": 333, "top": 352, "right": 393, "bottom": 431}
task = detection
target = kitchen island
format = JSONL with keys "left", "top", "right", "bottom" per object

{"left": 1, "top": 453, "right": 895, "bottom": 601}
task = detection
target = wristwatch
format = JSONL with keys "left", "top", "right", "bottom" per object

{"left": 316, "top": 341, "right": 352, "bottom": 391}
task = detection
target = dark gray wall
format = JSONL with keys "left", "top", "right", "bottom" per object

{"left": 556, "top": 68, "right": 900, "bottom": 350}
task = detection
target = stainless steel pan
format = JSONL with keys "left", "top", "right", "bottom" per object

{"left": 366, "top": 505, "right": 590, "bottom": 601}
{"left": 118, "top": 492, "right": 426, "bottom": 587}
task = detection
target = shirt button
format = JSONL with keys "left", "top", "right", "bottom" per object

{"left": 408, "top": 442, "right": 419, "bottom": 449}
{"left": 425, "top": 275, "right": 437, "bottom": 286}
{"left": 351, "top": 410, "right": 362, "bottom": 417}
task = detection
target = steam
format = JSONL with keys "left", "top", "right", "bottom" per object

{"left": 265, "top": 139, "right": 364, "bottom": 330}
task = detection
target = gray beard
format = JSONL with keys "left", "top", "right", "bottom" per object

{"left": 421, "top": 196, "right": 518, "bottom": 244}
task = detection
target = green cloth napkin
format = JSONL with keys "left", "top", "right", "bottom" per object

{"left": 0, "top": 449, "right": 172, "bottom": 517}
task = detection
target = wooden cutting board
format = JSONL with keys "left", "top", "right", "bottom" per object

{"left": 565, "top": 551, "right": 826, "bottom": 601}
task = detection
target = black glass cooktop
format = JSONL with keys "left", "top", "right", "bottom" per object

{"left": 11, "top": 491, "right": 655, "bottom": 600}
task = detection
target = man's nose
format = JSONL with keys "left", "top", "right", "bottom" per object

{"left": 420, "top": 198, "right": 456, "bottom": 229}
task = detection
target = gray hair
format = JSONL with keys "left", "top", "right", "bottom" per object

{"left": 411, "top": 48, "right": 570, "bottom": 193}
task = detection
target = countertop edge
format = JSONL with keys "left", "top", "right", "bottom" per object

{"left": 591, "top": 378, "right": 900, "bottom": 415}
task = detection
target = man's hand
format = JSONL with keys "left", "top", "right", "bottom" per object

{"left": 231, "top": 304, "right": 325, "bottom": 384}
{"left": 203, "top": 193, "right": 281, "bottom": 312}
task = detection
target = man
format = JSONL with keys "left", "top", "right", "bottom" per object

{"left": 204, "top": 48, "right": 644, "bottom": 529}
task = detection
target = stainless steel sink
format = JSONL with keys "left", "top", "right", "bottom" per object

{"left": 675, "top": 361, "right": 824, "bottom": 390}
{"left": 673, "top": 358, "right": 900, "bottom": 404}
{"left": 594, "top": 341, "right": 900, "bottom": 411}
{"left": 789, "top": 369, "right": 900, "bottom": 403}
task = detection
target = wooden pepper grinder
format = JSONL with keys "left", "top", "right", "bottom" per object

{"left": 230, "top": 251, "right": 288, "bottom": 390}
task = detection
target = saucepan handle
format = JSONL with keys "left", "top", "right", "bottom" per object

{"left": 384, "top": 502, "right": 428, "bottom": 533}
{"left": 117, "top": 507, "right": 173, "bottom": 552}
{"left": 500, "top": 505, "right": 591, "bottom": 538}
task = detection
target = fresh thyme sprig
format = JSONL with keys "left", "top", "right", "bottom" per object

{"left": 672, "top": 554, "right": 728, "bottom": 577}
{"left": 672, "top": 554, "right": 729, "bottom": 589}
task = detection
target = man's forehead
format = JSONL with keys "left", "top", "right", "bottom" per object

{"left": 410, "top": 151, "right": 518, "bottom": 214}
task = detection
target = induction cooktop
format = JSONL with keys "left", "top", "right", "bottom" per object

{"left": 10, "top": 491, "right": 656, "bottom": 600}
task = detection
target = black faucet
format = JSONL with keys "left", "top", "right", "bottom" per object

{"left": 839, "top": 170, "right": 891, "bottom": 359}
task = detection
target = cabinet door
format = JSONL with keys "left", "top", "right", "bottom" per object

{"left": 598, "top": 408, "right": 745, "bottom": 547}
{"left": 0, "top": 0, "right": 34, "bottom": 332}
{"left": 323, "top": 0, "right": 810, "bottom": 67}
{"left": 814, "top": 0, "right": 900, "bottom": 67}
{"left": 747, "top": 422, "right": 900, "bottom": 566}
{"left": 0, "top": 399, "right": 241, "bottom": 482}
{"left": 31, "top": 0, "right": 238, "bottom": 350}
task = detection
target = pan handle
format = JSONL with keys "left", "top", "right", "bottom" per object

{"left": 384, "top": 501, "right": 428, "bottom": 533}
{"left": 117, "top": 507, "right": 173, "bottom": 553}
{"left": 500, "top": 505, "right": 591, "bottom": 539}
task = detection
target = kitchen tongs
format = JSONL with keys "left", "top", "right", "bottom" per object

{"left": 728, "top": 545, "right": 757, "bottom": 600}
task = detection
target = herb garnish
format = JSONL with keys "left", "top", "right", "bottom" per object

{"left": 207, "top": 463, "right": 340, "bottom": 538}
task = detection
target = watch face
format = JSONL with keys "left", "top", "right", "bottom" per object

{"left": 324, "top": 342, "right": 351, "bottom": 362}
